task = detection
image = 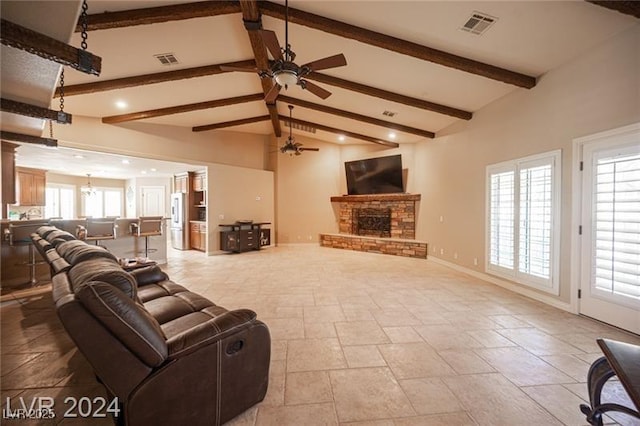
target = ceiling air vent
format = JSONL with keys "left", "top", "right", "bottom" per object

{"left": 460, "top": 12, "right": 497, "bottom": 35}
{"left": 285, "top": 121, "right": 316, "bottom": 134}
{"left": 382, "top": 110, "right": 397, "bottom": 117}
{"left": 153, "top": 53, "right": 179, "bottom": 66}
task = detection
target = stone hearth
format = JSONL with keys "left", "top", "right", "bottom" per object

{"left": 320, "top": 194, "right": 427, "bottom": 259}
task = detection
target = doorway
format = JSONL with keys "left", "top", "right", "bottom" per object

{"left": 141, "top": 186, "right": 166, "bottom": 217}
{"left": 576, "top": 124, "right": 640, "bottom": 334}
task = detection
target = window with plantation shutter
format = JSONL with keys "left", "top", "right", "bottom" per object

{"left": 486, "top": 150, "right": 561, "bottom": 294}
{"left": 592, "top": 152, "right": 640, "bottom": 302}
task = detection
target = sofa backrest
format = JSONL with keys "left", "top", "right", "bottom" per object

{"left": 56, "top": 239, "right": 117, "bottom": 265}
{"left": 75, "top": 281, "right": 168, "bottom": 367}
{"left": 68, "top": 257, "right": 138, "bottom": 300}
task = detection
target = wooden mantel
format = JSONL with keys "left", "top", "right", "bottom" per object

{"left": 331, "top": 193, "right": 421, "bottom": 203}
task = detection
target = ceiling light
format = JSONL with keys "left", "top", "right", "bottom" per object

{"left": 81, "top": 174, "right": 97, "bottom": 197}
{"left": 274, "top": 70, "right": 298, "bottom": 88}
{"left": 141, "top": 170, "right": 147, "bottom": 174}
{"left": 150, "top": 168, "right": 157, "bottom": 172}
{"left": 115, "top": 100, "right": 128, "bottom": 109}
{"left": 121, "top": 159, "right": 130, "bottom": 164}
{"left": 338, "top": 135, "right": 345, "bottom": 142}
{"left": 388, "top": 132, "right": 397, "bottom": 139}
{"left": 74, "top": 154, "right": 84, "bottom": 159}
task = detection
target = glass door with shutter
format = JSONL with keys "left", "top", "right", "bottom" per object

{"left": 580, "top": 138, "right": 640, "bottom": 334}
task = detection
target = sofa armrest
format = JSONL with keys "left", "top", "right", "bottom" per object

{"left": 130, "top": 265, "right": 168, "bottom": 287}
{"left": 166, "top": 309, "right": 258, "bottom": 359}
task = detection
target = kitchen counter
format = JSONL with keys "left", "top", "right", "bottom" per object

{"left": 1, "top": 218, "right": 168, "bottom": 290}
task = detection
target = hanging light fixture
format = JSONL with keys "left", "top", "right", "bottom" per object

{"left": 81, "top": 174, "right": 97, "bottom": 196}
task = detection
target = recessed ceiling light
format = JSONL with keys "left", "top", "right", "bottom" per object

{"left": 388, "top": 132, "right": 397, "bottom": 139}
{"left": 338, "top": 135, "right": 345, "bottom": 142}
{"left": 121, "top": 159, "right": 130, "bottom": 164}
{"left": 74, "top": 154, "right": 84, "bottom": 159}
{"left": 141, "top": 170, "right": 147, "bottom": 174}
{"left": 150, "top": 168, "right": 157, "bottom": 172}
{"left": 115, "top": 100, "right": 128, "bottom": 109}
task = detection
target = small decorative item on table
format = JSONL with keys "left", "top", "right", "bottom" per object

{"left": 119, "top": 257, "right": 157, "bottom": 272}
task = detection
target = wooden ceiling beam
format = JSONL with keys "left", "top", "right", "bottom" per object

{"left": 259, "top": 1, "right": 536, "bottom": 89}
{"left": 307, "top": 72, "right": 472, "bottom": 120}
{"left": 1, "top": 98, "right": 72, "bottom": 124}
{"left": 281, "top": 116, "right": 399, "bottom": 148}
{"left": 0, "top": 131, "right": 57, "bottom": 147}
{"left": 77, "top": 1, "right": 241, "bottom": 31}
{"left": 278, "top": 95, "right": 435, "bottom": 139}
{"left": 586, "top": 1, "right": 640, "bottom": 19}
{"left": 102, "top": 93, "right": 264, "bottom": 124}
{"left": 55, "top": 60, "right": 256, "bottom": 97}
{"left": 193, "top": 115, "right": 270, "bottom": 132}
{"left": 1, "top": 19, "right": 101, "bottom": 75}
{"left": 239, "top": 0, "right": 281, "bottom": 137}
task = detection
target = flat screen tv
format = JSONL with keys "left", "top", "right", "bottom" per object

{"left": 345, "top": 154, "right": 404, "bottom": 195}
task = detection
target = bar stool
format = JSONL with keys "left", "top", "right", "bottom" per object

{"left": 84, "top": 217, "right": 117, "bottom": 246}
{"left": 6, "top": 223, "right": 47, "bottom": 286}
{"left": 131, "top": 216, "right": 163, "bottom": 259}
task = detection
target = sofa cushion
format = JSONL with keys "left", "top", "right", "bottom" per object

{"left": 57, "top": 240, "right": 118, "bottom": 265}
{"left": 129, "top": 265, "right": 169, "bottom": 287}
{"left": 44, "top": 229, "right": 76, "bottom": 244}
{"left": 75, "top": 281, "right": 167, "bottom": 367}
{"left": 69, "top": 258, "right": 137, "bottom": 300}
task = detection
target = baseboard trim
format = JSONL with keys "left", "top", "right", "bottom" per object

{"left": 428, "top": 257, "right": 574, "bottom": 313}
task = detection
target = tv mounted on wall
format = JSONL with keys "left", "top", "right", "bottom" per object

{"left": 345, "top": 154, "right": 404, "bottom": 195}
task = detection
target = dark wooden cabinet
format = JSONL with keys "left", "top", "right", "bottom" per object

{"left": 219, "top": 222, "right": 271, "bottom": 253}
{"left": 2, "top": 143, "right": 17, "bottom": 213}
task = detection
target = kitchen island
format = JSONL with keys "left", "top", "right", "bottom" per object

{"left": 1, "top": 218, "right": 167, "bottom": 290}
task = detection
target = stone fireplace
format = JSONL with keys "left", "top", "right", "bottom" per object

{"left": 320, "top": 194, "right": 427, "bottom": 259}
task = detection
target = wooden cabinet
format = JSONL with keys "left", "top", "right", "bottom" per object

{"left": 220, "top": 223, "right": 271, "bottom": 253}
{"left": 2, "top": 143, "right": 17, "bottom": 211}
{"left": 189, "top": 221, "right": 206, "bottom": 251}
{"left": 193, "top": 171, "right": 206, "bottom": 192}
{"left": 16, "top": 167, "right": 46, "bottom": 206}
{"left": 174, "top": 173, "right": 189, "bottom": 193}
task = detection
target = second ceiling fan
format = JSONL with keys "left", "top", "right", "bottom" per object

{"left": 225, "top": 0, "right": 347, "bottom": 103}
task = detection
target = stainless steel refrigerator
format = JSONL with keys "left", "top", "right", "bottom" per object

{"left": 170, "top": 193, "right": 188, "bottom": 250}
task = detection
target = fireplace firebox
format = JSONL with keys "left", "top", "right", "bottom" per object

{"left": 352, "top": 208, "right": 391, "bottom": 237}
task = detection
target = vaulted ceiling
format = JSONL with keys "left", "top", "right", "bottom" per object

{"left": 3, "top": 0, "right": 640, "bottom": 150}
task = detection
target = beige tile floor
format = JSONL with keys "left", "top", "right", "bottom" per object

{"left": 2, "top": 245, "right": 639, "bottom": 425}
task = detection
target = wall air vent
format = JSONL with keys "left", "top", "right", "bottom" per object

{"left": 284, "top": 121, "right": 316, "bottom": 134}
{"left": 382, "top": 111, "right": 397, "bottom": 117}
{"left": 460, "top": 12, "right": 497, "bottom": 35}
{"left": 153, "top": 53, "right": 179, "bottom": 66}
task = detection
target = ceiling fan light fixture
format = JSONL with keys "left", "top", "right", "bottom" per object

{"left": 274, "top": 70, "right": 298, "bottom": 88}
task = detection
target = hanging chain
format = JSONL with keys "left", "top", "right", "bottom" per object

{"left": 80, "top": 0, "right": 89, "bottom": 50}
{"left": 58, "top": 69, "right": 65, "bottom": 112}
{"left": 49, "top": 120, "right": 54, "bottom": 138}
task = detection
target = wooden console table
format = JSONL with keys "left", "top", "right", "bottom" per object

{"left": 580, "top": 338, "right": 640, "bottom": 425}
{"left": 219, "top": 222, "right": 270, "bottom": 253}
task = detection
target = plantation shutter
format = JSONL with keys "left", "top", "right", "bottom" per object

{"left": 592, "top": 152, "right": 640, "bottom": 301}
{"left": 489, "top": 170, "right": 515, "bottom": 271}
{"left": 519, "top": 163, "right": 553, "bottom": 280}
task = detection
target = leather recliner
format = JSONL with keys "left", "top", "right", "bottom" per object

{"left": 37, "top": 227, "right": 271, "bottom": 425}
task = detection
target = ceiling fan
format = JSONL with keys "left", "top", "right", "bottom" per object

{"left": 280, "top": 105, "right": 319, "bottom": 156}
{"left": 223, "top": 0, "right": 347, "bottom": 103}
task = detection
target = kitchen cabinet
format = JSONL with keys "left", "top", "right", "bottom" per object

{"left": 193, "top": 171, "right": 206, "bottom": 192}
{"left": 16, "top": 167, "right": 46, "bottom": 206}
{"left": 174, "top": 173, "right": 189, "bottom": 193}
{"left": 2, "top": 142, "right": 17, "bottom": 211}
{"left": 189, "top": 221, "right": 206, "bottom": 251}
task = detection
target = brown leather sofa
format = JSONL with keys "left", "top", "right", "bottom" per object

{"left": 33, "top": 226, "right": 270, "bottom": 425}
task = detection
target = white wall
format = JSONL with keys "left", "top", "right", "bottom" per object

{"left": 414, "top": 24, "right": 640, "bottom": 303}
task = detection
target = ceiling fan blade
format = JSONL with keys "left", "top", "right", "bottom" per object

{"left": 301, "top": 80, "right": 332, "bottom": 99}
{"left": 301, "top": 54, "right": 347, "bottom": 72}
{"left": 219, "top": 65, "right": 259, "bottom": 73}
{"left": 300, "top": 147, "right": 320, "bottom": 151}
{"left": 261, "top": 30, "right": 283, "bottom": 61}
{"left": 264, "top": 83, "right": 281, "bottom": 104}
